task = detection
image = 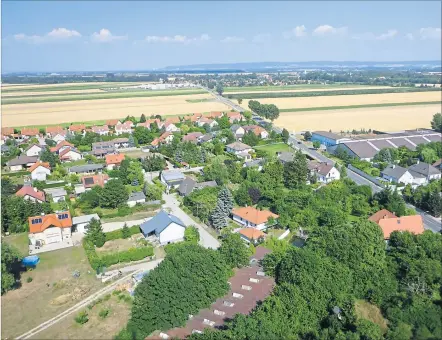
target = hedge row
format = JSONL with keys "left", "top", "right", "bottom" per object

{"left": 105, "top": 225, "right": 141, "bottom": 241}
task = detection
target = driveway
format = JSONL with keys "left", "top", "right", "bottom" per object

{"left": 162, "top": 193, "right": 220, "bottom": 249}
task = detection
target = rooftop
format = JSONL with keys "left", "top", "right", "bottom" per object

{"left": 161, "top": 170, "right": 185, "bottom": 182}
{"left": 226, "top": 142, "right": 252, "bottom": 151}
{"left": 105, "top": 153, "right": 125, "bottom": 165}
{"left": 232, "top": 207, "right": 279, "bottom": 225}
{"left": 368, "top": 209, "right": 396, "bottom": 224}
{"left": 72, "top": 213, "right": 100, "bottom": 225}
{"left": 408, "top": 162, "right": 440, "bottom": 177}
{"left": 381, "top": 164, "right": 409, "bottom": 179}
{"left": 238, "top": 228, "right": 265, "bottom": 240}
{"left": 16, "top": 186, "right": 45, "bottom": 201}
{"left": 28, "top": 212, "right": 72, "bottom": 233}
{"left": 378, "top": 215, "right": 425, "bottom": 239}
{"left": 69, "top": 163, "right": 104, "bottom": 173}
{"left": 313, "top": 130, "right": 348, "bottom": 141}
{"left": 7, "top": 155, "right": 38, "bottom": 166}
{"left": 128, "top": 191, "right": 146, "bottom": 202}
{"left": 140, "top": 210, "right": 185, "bottom": 237}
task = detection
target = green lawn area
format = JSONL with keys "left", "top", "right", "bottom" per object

{"left": 223, "top": 83, "right": 372, "bottom": 92}
{"left": 254, "top": 143, "right": 293, "bottom": 155}
{"left": 61, "top": 159, "right": 87, "bottom": 167}
{"left": 3, "top": 232, "right": 29, "bottom": 256}
{"left": 355, "top": 300, "right": 388, "bottom": 333}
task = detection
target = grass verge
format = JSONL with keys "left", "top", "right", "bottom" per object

{"left": 355, "top": 299, "right": 388, "bottom": 333}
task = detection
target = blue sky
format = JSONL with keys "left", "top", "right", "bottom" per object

{"left": 2, "top": 1, "right": 441, "bottom": 72}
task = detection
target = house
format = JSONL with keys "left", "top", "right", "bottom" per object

{"left": 59, "top": 148, "right": 82, "bottom": 162}
{"left": 16, "top": 186, "right": 46, "bottom": 203}
{"left": 227, "top": 112, "right": 243, "bottom": 123}
{"left": 137, "top": 122, "right": 151, "bottom": 129}
{"left": 178, "top": 177, "right": 217, "bottom": 196}
{"left": 69, "top": 124, "right": 86, "bottom": 134}
{"left": 408, "top": 161, "right": 441, "bottom": 183}
{"left": 159, "top": 132, "right": 174, "bottom": 144}
{"left": 50, "top": 140, "right": 74, "bottom": 154}
{"left": 368, "top": 209, "right": 397, "bottom": 224}
{"left": 277, "top": 151, "right": 295, "bottom": 164}
{"left": 25, "top": 144, "right": 43, "bottom": 157}
{"left": 164, "top": 122, "right": 179, "bottom": 132}
{"left": 106, "top": 119, "right": 120, "bottom": 128}
{"left": 307, "top": 161, "right": 340, "bottom": 183}
{"left": 198, "top": 133, "right": 214, "bottom": 144}
{"left": 183, "top": 132, "right": 204, "bottom": 143}
{"left": 238, "top": 228, "right": 265, "bottom": 244}
{"left": 127, "top": 191, "right": 146, "bottom": 207}
{"left": 161, "top": 170, "right": 185, "bottom": 190}
{"left": 72, "top": 214, "right": 100, "bottom": 233}
{"left": 243, "top": 125, "right": 269, "bottom": 139}
{"left": 381, "top": 164, "right": 414, "bottom": 185}
{"left": 226, "top": 142, "right": 254, "bottom": 160}
{"left": 7, "top": 155, "right": 38, "bottom": 171}
{"left": 204, "top": 111, "right": 224, "bottom": 119}
{"left": 44, "top": 187, "right": 67, "bottom": 203}
{"left": 1, "top": 144, "right": 10, "bottom": 155}
{"left": 113, "top": 138, "right": 131, "bottom": 148}
{"left": 105, "top": 153, "right": 125, "bottom": 170}
{"left": 374, "top": 214, "right": 424, "bottom": 240}
{"left": 432, "top": 159, "right": 442, "bottom": 171}
{"left": 52, "top": 132, "right": 67, "bottom": 143}
{"left": 140, "top": 210, "right": 187, "bottom": 245}
{"left": 1, "top": 127, "right": 14, "bottom": 139}
{"left": 243, "top": 159, "right": 264, "bottom": 172}
{"left": 74, "top": 184, "right": 86, "bottom": 197}
{"left": 92, "top": 141, "right": 115, "bottom": 157}
{"left": 45, "top": 126, "right": 65, "bottom": 138}
{"left": 311, "top": 131, "right": 351, "bottom": 147}
{"left": 197, "top": 118, "right": 218, "bottom": 129}
{"left": 69, "top": 163, "right": 104, "bottom": 174}
{"left": 115, "top": 121, "right": 134, "bottom": 135}
{"left": 230, "top": 125, "right": 245, "bottom": 139}
{"left": 231, "top": 207, "right": 279, "bottom": 231}
{"left": 81, "top": 173, "right": 109, "bottom": 189}
{"left": 91, "top": 125, "right": 110, "bottom": 136}
{"left": 28, "top": 211, "right": 73, "bottom": 248}
{"left": 29, "top": 161, "right": 51, "bottom": 181}
{"left": 20, "top": 127, "right": 39, "bottom": 139}
{"left": 165, "top": 116, "right": 181, "bottom": 125}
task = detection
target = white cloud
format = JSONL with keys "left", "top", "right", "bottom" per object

{"left": 313, "top": 25, "right": 348, "bottom": 36}
{"left": 405, "top": 33, "right": 414, "bottom": 41}
{"left": 220, "top": 36, "right": 245, "bottom": 43}
{"left": 375, "top": 29, "right": 398, "bottom": 40}
{"left": 419, "top": 27, "right": 441, "bottom": 40}
{"left": 13, "top": 28, "right": 81, "bottom": 44}
{"left": 352, "top": 29, "right": 398, "bottom": 41}
{"left": 91, "top": 29, "right": 127, "bottom": 43}
{"left": 283, "top": 25, "right": 307, "bottom": 39}
{"left": 145, "top": 34, "right": 210, "bottom": 44}
{"left": 252, "top": 33, "right": 271, "bottom": 43}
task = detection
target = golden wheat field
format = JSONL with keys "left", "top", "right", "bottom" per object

{"left": 243, "top": 91, "right": 441, "bottom": 110}
{"left": 1, "top": 94, "right": 228, "bottom": 127}
{"left": 1, "top": 89, "right": 106, "bottom": 97}
{"left": 274, "top": 104, "right": 441, "bottom": 132}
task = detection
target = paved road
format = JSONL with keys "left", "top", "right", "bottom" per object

{"left": 144, "top": 166, "right": 204, "bottom": 184}
{"left": 200, "top": 86, "right": 245, "bottom": 112}
{"left": 162, "top": 192, "right": 220, "bottom": 249}
{"left": 17, "top": 259, "right": 163, "bottom": 340}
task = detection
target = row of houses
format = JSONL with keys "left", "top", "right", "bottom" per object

{"left": 381, "top": 161, "right": 441, "bottom": 186}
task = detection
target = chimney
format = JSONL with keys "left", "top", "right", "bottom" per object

{"left": 34, "top": 187, "right": 38, "bottom": 192}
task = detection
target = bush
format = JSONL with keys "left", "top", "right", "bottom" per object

{"left": 117, "top": 205, "right": 132, "bottom": 217}
{"left": 100, "top": 247, "right": 154, "bottom": 267}
{"left": 105, "top": 225, "right": 140, "bottom": 241}
{"left": 99, "top": 308, "right": 110, "bottom": 319}
{"left": 103, "top": 293, "right": 111, "bottom": 301}
{"left": 27, "top": 276, "right": 33, "bottom": 283}
{"left": 75, "top": 311, "right": 89, "bottom": 325}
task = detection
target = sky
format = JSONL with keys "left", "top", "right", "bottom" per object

{"left": 2, "top": 1, "right": 441, "bottom": 72}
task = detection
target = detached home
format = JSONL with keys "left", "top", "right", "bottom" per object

{"left": 369, "top": 210, "right": 424, "bottom": 240}
{"left": 91, "top": 125, "right": 110, "bottom": 136}
{"left": 307, "top": 161, "right": 340, "bottom": 183}
{"left": 28, "top": 211, "right": 73, "bottom": 247}
{"left": 105, "top": 153, "right": 125, "bottom": 170}
{"left": 230, "top": 125, "right": 245, "bottom": 139}
{"left": 50, "top": 140, "right": 74, "bottom": 154}
{"left": 197, "top": 118, "right": 218, "bottom": 129}
{"left": 44, "top": 187, "right": 67, "bottom": 203}
{"left": 164, "top": 122, "right": 179, "bottom": 132}
{"left": 227, "top": 112, "right": 243, "bottom": 123}
{"left": 69, "top": 163, "right": 104, "bottom": 174}
{"left": 231, "top": 207, "right": 279, "bottom": 231}
{"left": 52, "top": 132, "right": 67, "bottom": 143}
{"left": 59, "top": 148, "right": 82, "bottom": 162}
{"left": 25, "top": 144, "right": 43, "bottom": 157}
{"left": 29, "top": 161, "right": 51, "bottom": 181}
{"left": 16, "top": 185, "right": 46, "bottom": 203}
{"left": 161, "top": 170, "right": 185, "bottom": 190}
{"left": 238, "top": 228, "right": 265, "bottom": 244}
{"left": 81, "top": 173, "right": 109, "bottom": 189}
{"left": 140, "top": 210, "right": 187, "bottom": 245}
{"left": 20, "top": 128, "right": 39, "bottom": 139}
{"left": 243, "top": 125, "right": 269, "bottom": 139}
{"left": 183, "top": 132, "right": 203, "bottom": 143}
{"left": 69, "top": 124, "right": 86, "bottom": 134}
{"left": 381, "top": 164, "right": 414, "bottom": 185}
{"left": 226, "top": 142, "right": 254, "bottom": 160}
{"left": 7, "top": 155, "right": 38, "bottom": 171}
{"left": 408, "top": 162, "right": 441, "bottom": 183}
{"left": 115, "top": 121, "right": 134, "bottom": 135}
{"left": 45, "top": 126, "right": 65, "bottom": 138}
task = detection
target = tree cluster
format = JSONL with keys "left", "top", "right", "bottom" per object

{"left": 248, "top": 100, "right": 280, "bottom": 121}
{"left": 78, "top": 179, "right": 129, "bottom": 210}
{"left": 210, "top": 187, "right": 234, "bottom": 230}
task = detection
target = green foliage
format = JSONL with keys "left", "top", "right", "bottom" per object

{"left": 312, "top": 140, "right": 321, "bottom": 149}
{"left": 100, "top": 179, "right": 129, "bottom": 208}
{"left": 219, "top": 233, "right": 251, "bottom": 269}
{"left": 121, "top": 224, "right": 130, "bottom": 239}
{"left": 26, "top": 276, "right": 33, "bottom": 283}
{"left": 105, "top": 225, "right": 140, "bottom": 241}
{"left": 75, "top": 310, "right": 89, "bottom": 325}
{"left": 99, "top": 308, "right": 110, "bottom": 319}
{"left": 242, "top": 130, "right": 260, "bottom": 146}
{"left": 403, "top": 179, "right": 441, "bottom": 217}
{"left": 184, "top": 226, "right": 200, "bottom": 244}
{"left": 143, "top": 182, "right": 163, "bottom": 201}
{"left": 203, "top": 157, "right": 229, "bottom": 185}
{"left": 127, "top": 243, "right": 230, "bottom": 338}
{"left": 281, "top": 128, "right": 290, "bottom": 143}
{"left": 133, "top": 126, "right": 154, "bottom": 145}
{"left": 184, "top": 186, "right": 219, "bottom": 222}
{"left": 430, "top": 112, "right": 442, "bottom": 132}
{"left": 141, "top": 155, "right": 166, "bottom": 172}
{"left": 85, "top": 218, "right": 106, "bottom": 247}
{"left": 248, "top": 100, "right": 280, "bottom": 121}
{"left": 216, "top": 82, "right": 224, "bottom": 96}
{"left": 126, "top": 161, "right": 144, "bottom": 187}
{"left": 40, "top": 146, "right": 60, "bottom": 168}
{"left": 373, "top": 189, "right": 406, "bottom": 216}
{"left": 1, "top": 242, "right": 23, "bottom": 295}
{"left": 283, "top": 150, "right": 308, "bottom": 189}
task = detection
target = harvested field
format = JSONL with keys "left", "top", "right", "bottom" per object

{"left": 243, "top": 91, "right": 441, "bottom": 110}
{"left": 274, "top": 104, "right": 441, "bottom": 132}
{"left": 1, "top": 88, "right": 105, "bottom": 97}
{"left": 1, "top": 82, "right": 145, "bottom": 92}
{"left": 225, "top": 85, "right": 394, "bottom": 95}
{"left": 2, "top": 94, "right": 229, "bottom": 127}
{"left": 223, "top": 84, "right": 377, "bottom": 92}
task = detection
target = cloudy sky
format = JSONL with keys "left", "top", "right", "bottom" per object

{"left": 2, "top": 1, "right": 441, "bottom": 72}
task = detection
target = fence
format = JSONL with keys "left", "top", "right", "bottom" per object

{"left": 347, "top": 164, "right": 386, "bottom": 188}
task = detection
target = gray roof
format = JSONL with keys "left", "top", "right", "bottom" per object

{"left": 178, "top": 177, "right": 197, "bottom": 196}
{"left": 407, "top": 136, "right": 428, "bottom": 145}
{"left": 408, "top": 170, "right": 426, "bottom": 179}
{"left": 384, "top": 138, "right": 416, "bottom": 151}
{"left": 408, "top": 162, "right": 440, "bottom": 177}
{"left": 72, "top": 213, "right": 100, "bottom": 225}
{"left": 127, "top": 191, "right": 146, "bottom": 202}
{"left": 243, "top": 159, "right": 263, "bottom": 168}
{"left": 230, "top": 124, "right": 243, "bottom": 133}
{"left": 140, "top": 210, "right": 185, "bottom": 237}
{"left": 199, "top": 133, "right": 214, "bottom": 143}
{"left": 341, "top": 141, "right": 378, "bottom": 159}
{"left": 312, "top": 131, "right": 346, "bottom": 141}
{"left": 7, "top": 155, "right": 38, "bottom": 166}
{"left": 381, "top": 164, "right": 409, "bottom": 179}
{"left": 1, "top": 144, "right": 10, "bottom": 153}
{"left": 195, "top": 180, "right": 217, "bottom": 190}
{"left": 226, "top": 141, "right": 252, "bottom": 151}
{"left": 112, "top": 138, "right": 129, "bottom": 143}
{"left": 69, "top": 164, "right": 104, "bottom": 173}
{"left": 277, "top": 151, "right": 295, "bottom": 163}
{"left": 161, "top": 170, "right": 185, "bottom": 182}
{"left": 44, "top": 187, "right": 67, "bottom": 197}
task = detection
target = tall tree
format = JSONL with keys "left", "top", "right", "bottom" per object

{"left": 430, "top": 113, "right": 442, "bottom": 132}
{"left": 216, "top": 83, "right": 224, "bottom": 96}
{"left": 40, "top": 147, "right": 60, "bottom": 168}
{"left": 85, "top": 218, "right": 106, "bottom": 247}
{"left": 282, "top": 128, "right": 290, "bottom": 143}
{"left": 1, "top": 242, "right": 23, "bottom": 295}
{"left": 283, "top": 150, "right": 308, "bottom": 189}
{"left": 127, "top": 161, "right": 144, "bottom": 186}
{"left": 100, "top": 179, "right": 129, "bottom": 208}
{"left": 210, "top": 201, "right": 228, "bottom": 230}
{"left": 217, "top": 186, "right": 234, "bottom": 216}
{"left": 139, "top": 114, "right": 146, "bottom": 123}
{"left": 219, "top": 233, "right": 250, "bottom": 269}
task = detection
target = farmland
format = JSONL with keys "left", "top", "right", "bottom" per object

{"left": 224, "top": 85, "right": 396, "bottom": 94}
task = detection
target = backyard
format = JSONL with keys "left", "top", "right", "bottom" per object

{"left": 254, "top": 143, "right": 293, "bottom": 155}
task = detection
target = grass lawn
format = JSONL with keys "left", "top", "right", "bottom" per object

{"left": 1, "top": 244, "right": 103, "bottom": 339}
{"left": 100, "top": 209, "right": 159, "bottom": 223}
{"left": 61, "top": 159, "right": 87, "bottom": 167}
{"left": 4, "top": 232, "right": 29, "bottom": 256}
{"left": 254, "top": 143, "right": 293, "bottom": 155}
{"left": 96, "top": 235, "right": 144, "bottom": 255}
{"left": 355, "top": 300, "right": 388, "bottom": 333}
{"left": 30, "top": 291, "right": 132, "bottom": 340}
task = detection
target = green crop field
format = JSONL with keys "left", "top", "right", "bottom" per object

{"left": 1, "top": 82, "right": 143, "bottom": 93}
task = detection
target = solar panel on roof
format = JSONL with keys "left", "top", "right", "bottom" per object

{"left": 84, "top": 178, "right": 95, "bottom": 185}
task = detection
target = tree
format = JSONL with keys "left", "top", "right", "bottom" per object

{"left": 373, "top": 188, "right": 406, "bottom": 216}
{"left": 100, "top": 179, "right": 129, "bottom": 208}
{"left": 420, "top": 147, "right": 438, "bottom": 164}
{"left": 44, "top": 138, "right": 56, "bottom": 147}
{"left": 127, "top": 161, "right": 144, "bottom": 187}
{"left": 139, "top": 114, "right": 146, "bottom": 123}
{"left": 219, "top": 233, "right": 250, "bottom": 268}
{"left": 142, "top": 155, "right": 166, "bottom": 172}
{"left": 203, "top": 157, "right": 229, "bottom": 185}
{"left": 430, "top": 113, "right": 442, "bottom": 132}
{"left": 304, "top": 131, "right": 312, "bottom": 141}
{"left": 122, "top": 223, "right": 130, "bottom": 239}
{"left": 133, "top": 127, "right": 154, "bottom": 145}
{"left": 374, "top": 148, "right": 393, "bottom": 163}
{"left": 282, "top": 128, "right": 290, "bottom": 143}
{"left": 1, "top": 242, "right": 22, "bottom": 295}
{"left": 216, "top": 83, "right": 224, "bottom": 96}
{"left": 237, "top": 98, "right": 243, "bottom": 104}
{"left": 217, "top": 186, "right": 234, "bottom": 216}
{"left": 248, "top": 187, "right": 262, "bottom": 204}
{"left": 144, "top": 183, "right": 163, "bottom": 201}
{"left": 217, "top": 115, "right": 230, "bottom": 130}
{"left": 85, "top": 218, "right": 106, "bottom": 247}
{"left": 313, "top": 140, "right": 321, "bottom": 149}
{"left": 242, "top": 131, "right": 259, "bottom": 147}
{"left": 210, "top": 201, "right": 228, "bottom": 230}
{"left": 283, "top": 150, "right": 308, "bottom": 189}
{"left": 119, "top": 159, "right": 131, "bottom": 184}
{"left": 40, "top": 146, "right": 60, "bottom": 168}
{"left": 184, "top": 226, "right": 200, "bottom": 244}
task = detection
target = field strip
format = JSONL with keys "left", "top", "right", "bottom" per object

{"left": 1, "top": 89, "right": 105, "bottom": 97}
{"left": 1, "top": 82, "right": 147, "bottom": 92}
{"left": 224, "top": 85, "right": 395, "bottom": 94}
{"left": 279, "top": 101, "right": 442, "bottom": 112}
{"left": 223, "top": 84, "right": 391, "bottom": 92}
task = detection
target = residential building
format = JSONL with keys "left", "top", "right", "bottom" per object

{"left": 183, "top": 132, "right": 204, "bottom": 143}
{"left": 164, "top": 122, "right": 179, "bottom": 132}
{"left": 127, "top": 191, "right": 146, "bottom": 207}
{"left": 242, "top": 159, "right": 264, "bottom": 172}
{"left": 140, "top": 210, "right": 187, "bottom": 245}
{"left": 408, "top": 161, "right": 441, "bottom": 183}
{"left": 178, "top": 177, "right": 217, "bottom": 196}
{"left": 368, "top": 209, "right": 396, "bottom": 224}
{"left": 311, "top": 131, "right": 351, "bottom": 147}
{"left": 227, "top": 112, "right": 243, "bottom": 123}
{"left": 231, "top": 207, "right": 279, "bottom": 230}
{"left": 92, "top": 141, "right": 115, "bottom": 157}
{"left": 1, "top": 127, "right": 14, "bottom": 139}
{"left": 230, "top": 125, "right": 245, "bottom": 139}
{"left": 52, "top": 132, "right": 67, "bottom": 143}
{"left": 1, "top": 144, "right": 10, "bottom": 155}
{"left": 161, "top": 170, "right": 186, "bottom": 190}
{"left": 159, "top": 132, "right": 174, "bottom": 144}
{"left": 59, "top": 148, "right": 82, "bottom": 162}
{"left": 7, "top": 155, "right": 38, "bottom": 171}
{"left": 243, "top": 125, "right": 269, "bottom": 139}
{"left": 307, "top": 161, "right": 341, "bottom": 183}
{"left": 198, "top": 133, "right": 214, "bottom": 144}
{"left": 105, "top": 153, "right": 125, "bottom": 170}
{"left": 25, "top": 144, "right": 43, "bottom": 157}
{"left": 197, "top": 118, "right": 218, "bottom": 129}
{"left": 370, "top": 212, "right": 424, "bottom": 240}
{"left": 115, "top": 121, "right": 134, "bottom": 135}
{"left": 20, "top": 127, "right": 39, "bottom": 139}
{"left": 45, "top": 126, "right": 65, "bottom": 138}
{"left": 226, "top": 142, "right": 254, "bottom": 160}
{"left": 50, "top": 140, "right": 75, "bottom": 154}
{"left": 113, "top": 137, "right": 131, "bottom": 148}
{"left": 44, "top": 187, "right": 67, "bottom": 203}
{"left": 72, "top": 214, "right": 100, "bottom": 233}
{"left": 16, "top": 186, "right": 46, "bottom": 203}
{"left": 106, "top": 119, "right": 120, "bottom": 128}
{"left": 28, "top": 211, "right": 73, "bottom": 247}
{"left": 238, "top": 228, "right": 265, "bottom": 244}
{"left": 277, "top": 151, "right": 295, "bottom": 164}
{"left": 165, "top": 116, "right": 181, "bottom": 125}
{"left": 204, "top": 111, "right": 224, "bottom": 119}
{"left": 81, "top": 173, "right": 109, "bottom": 189}
{"left": 432, "top": 159, "right": 442, "bottom": 171}
{"left": 69, "top": 163, "right": 104, "bottom": 174}
{"left": 68, "top": 124, "right": 86, "bottom": 134}
{"left": 91, "top": 125, "right": 110, "bottom": 136}
{"left": 29, "top": 161, "right": 51, "bottom": 181}
{"left": 381, "top": 164, "right": 414, "bottom": 185}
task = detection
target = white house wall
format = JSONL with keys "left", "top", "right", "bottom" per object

{"left": 159, "top": 222, "right": 185, "bottom": 245}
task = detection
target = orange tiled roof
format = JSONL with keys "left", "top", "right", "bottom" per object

{"left": 105, "top": 153, "right": 125, "bottom": 165}
{"left": 165, "top": 116, "right": 180, "bottom": 124}
{"left": 238, "top": 228, "right": 265, "bottom": 240}
{"left": 69, "top": 124, "right": 86, "bottom": 132}
{"left": 1, "top": 127, "right": 14, "bottom": 136}
{"left": 81, "top": 173, "right": 109, "bottom": 188}
{"left": 29, "top": 161, "right": 51, "bottom": 173}
{"left": 378, "top": 215, "right": 424, "bottom": 239}
{"left": 50, "top": 140, "right": 74, "bottom": 153}
{"left": 16, "top": 186, "right": 46, "bottom": 202}
{"left": 232, "top": 207, "right": 279, "bottom": 225}
{"left": 106, "top": 119, "right": 120, "bottom": 126}
{"left": 20, "top": 127, "right": 39, "bottom": 136}
{"left": 28, "top": 212, "right": 72, "bottom": 233}
{"left": 368, "top": 209, "right": 397, "bottom": 224}
{"left": 159, "top": 132, "right": 172, "bottom": 141}
{"left": 45, "top": 126, "right": 65, "bottom": 134}
{"left": 151, "top": 138, "right": 160, "bottom": 147}
{"left": 59, "top": 147, "right": 80, "bottom": 159}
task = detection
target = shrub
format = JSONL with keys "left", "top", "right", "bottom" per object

{"left": 105, "top": 225, "right": 140, "bottom": 241}
{"left": 103, "top": 294, "right": 111, "bottom": 301}
{"left": 75, "top": 311, "right": 89, "bottom": 324}
{"left": 27, "top": 276, "right": 33, "bottom": 283}
{"left": 99, "top": 308, "right": 110, "bottom": 319}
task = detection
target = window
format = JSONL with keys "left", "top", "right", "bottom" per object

{"left": 58, "top": 213, "right": 69, "bottom": 220}
{"left": 214, "top": 310, "right": 225, "bottom": 316}
{"left": 241, "top": 285, "right": 252, "bottom": 291}
{"left": 223, "top": 301, "right": 235, "bottom": 307}
{"left": 232, "top": 293, "right": 243, "bottom": 299}
{"left": 249, "top": 278, "right": 260, "bottom": 283}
